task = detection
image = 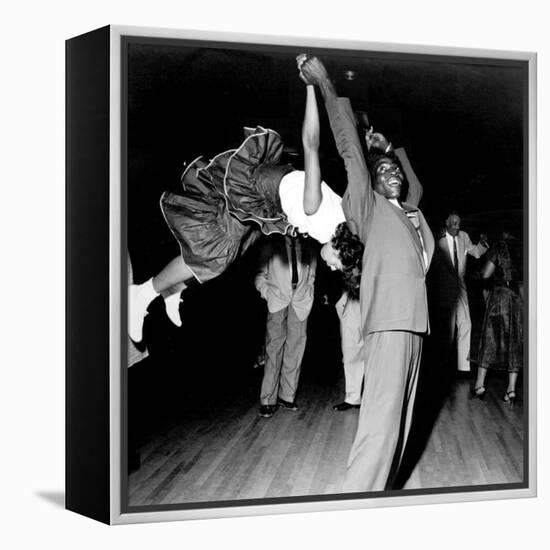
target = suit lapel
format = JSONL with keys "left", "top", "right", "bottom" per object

{"left": 391, "top": 200, "right": 425, "bottom": 269}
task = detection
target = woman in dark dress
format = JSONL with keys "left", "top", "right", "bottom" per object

{"left": 129, "top": 65, "right": 364, "bottom": 343}
{"left": 471, "top": 230, "right": 523, "bottom": 405}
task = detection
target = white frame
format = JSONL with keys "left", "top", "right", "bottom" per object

{"left": 109, "top": 25, "right": 537, "bottom": 524}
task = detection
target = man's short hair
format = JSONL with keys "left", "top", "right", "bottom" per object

{"left": 446, "top": 211, "right": 461, "bottom": 222}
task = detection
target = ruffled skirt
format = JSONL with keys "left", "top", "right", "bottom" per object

{"left": 161, "top": 127, "right": 295, "bottom": 283}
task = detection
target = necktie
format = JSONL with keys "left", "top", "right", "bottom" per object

{"left": 290, "top": 239, "right": 298, "bottom": 289}
{"left": 453, "top": 236, "right": 459, "bottom": 273}
{"left": 406, "top": 209, "right": 427, "bottom": 270}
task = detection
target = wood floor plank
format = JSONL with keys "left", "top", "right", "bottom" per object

{"left": 128, "top": 368, "right": 525, "bottom": 506}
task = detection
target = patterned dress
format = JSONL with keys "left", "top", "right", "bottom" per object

{"left": 477, "top": 237, "right": 523, "bottom": 372}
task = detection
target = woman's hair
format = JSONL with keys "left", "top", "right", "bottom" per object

{"left": 501, "top": 231, "right": 522, "bottom": 278}
{"left": 331, "top": 222, "right": 364, "bottom": 300}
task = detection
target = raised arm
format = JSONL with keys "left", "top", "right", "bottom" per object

{"left": 395, "top": 147, "right": 423, "bottom": 207}
{"left": 464, "top": 232, "right": 489, "bottom": 258}
{"left": 480, "top": 258, "right": 496, "bottom": 279}
{"left": 364, "top": 129, "right": 423, "bottom": 207}
{"left": 299, "top": 55, "right": 371, "bottom": 241}
{"left": 302, "top": 84, "right": 322, "bottom": 215}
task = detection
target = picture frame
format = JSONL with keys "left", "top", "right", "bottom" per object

{"left": 66, "top": 24, "right": 537, "bottom": 525}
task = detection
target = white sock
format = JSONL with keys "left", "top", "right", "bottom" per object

{"left": 128, "top": 278, "right": 158, "bottom": 343}
{"left": 164, "top": 292, "right": 182, "bottom": 327}
{"left": 138, "top": 278, "right": 158, "bottom": 304}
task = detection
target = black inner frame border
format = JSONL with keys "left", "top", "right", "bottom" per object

{"left": 119, "top": 33, "right": 531, "bottom": 515}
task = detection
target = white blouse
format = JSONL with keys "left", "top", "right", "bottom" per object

{"left": 278, "top": 170, "right": 346, "bottom": 244}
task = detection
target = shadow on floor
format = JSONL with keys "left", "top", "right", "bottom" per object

{"left": 391, "top": 334, "right": 457, "bottom": 489}
{"left": 35, "top": 491, "right": 65, "bottom": 509}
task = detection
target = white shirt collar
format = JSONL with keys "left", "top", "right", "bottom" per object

{"left": 388, "top": 198, "right": 402, "bottom": 209}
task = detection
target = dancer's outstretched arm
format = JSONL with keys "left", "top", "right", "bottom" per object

{"left": 299, "top": 55, "right": 371, "bottom": 242}
{"left": 302, "top": 83, "right": 322, "bottom": 215}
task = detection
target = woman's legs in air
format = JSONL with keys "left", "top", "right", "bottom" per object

{"left": 129, "top": 256, "right": 195, "bottom": 342}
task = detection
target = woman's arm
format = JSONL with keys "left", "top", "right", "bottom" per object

{"left": 302, "top": 84, "right": 322, "bottom": 215}
{"left": 481, "top": 259, "right": 496, "bottom": 280}
{"left": 299, "top": 55, "right": 371, "bottom": 241}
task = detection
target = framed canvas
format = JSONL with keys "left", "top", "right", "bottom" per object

{"left": 66, "top": 25, "right": 536, "bottom": 525}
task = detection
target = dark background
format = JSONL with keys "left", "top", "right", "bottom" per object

{"left": 126, "top": 40, "right": 526, "bottom": 449}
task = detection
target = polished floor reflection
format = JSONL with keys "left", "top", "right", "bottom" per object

{"left": 127, "top": 363, "right": 524, "bottom": 506}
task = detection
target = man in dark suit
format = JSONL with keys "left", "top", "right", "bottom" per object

{"left": 333, "top": 291, "right": 364, "bottom": 411}
{"left": 300, "top": 56, "right": 434, "bottom": 491}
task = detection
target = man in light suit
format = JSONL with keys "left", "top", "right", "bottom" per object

{"left": 332, "top": 147, "right": 423, "bottom": 413}
{"left": 300, "top": 56, "right": 435, "bottom": 491}
{"left": 333, "top": 292, "right": 364, "bottom": 411}
{"left": 430, "top": 213, "right": 488, "bottom": 374}
{"left": 255, "top": 235, "right": 317, "bottom": 418}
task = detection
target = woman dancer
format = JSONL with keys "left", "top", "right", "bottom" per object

{"left": 472, "top": 228, "right": 523, "bottom": 406}
{"left": 129, "top": 62, "right": 363, "bottom": 343}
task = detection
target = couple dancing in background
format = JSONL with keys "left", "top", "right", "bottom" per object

{"left": 129, "top": 55, "right": 434, "bottom": 492}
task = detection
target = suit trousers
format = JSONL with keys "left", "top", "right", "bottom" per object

{"left": 343, "top": 330, "right": 422, "bottom": 492}
{"left": 336, "top": 297, "right": 365, "bottom": 405}
{"left": 260, "top": 306, "right": 308, "bottom": 405}
{"left": 452, "top": 287, "right": 472, "bottom": 372}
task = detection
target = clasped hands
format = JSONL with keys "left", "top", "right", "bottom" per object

{"left": 296, "top": 53, "right": 328, "bottom": 85}
{"left": 296, "top": 53, "right": 392, "bottom": 153}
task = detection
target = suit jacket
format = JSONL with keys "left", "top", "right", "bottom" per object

{"left": 325, "top": 96, "right": 435, "bottom": 335}
{"left": 255, "top": 236, "right": 317, "bottom": 321}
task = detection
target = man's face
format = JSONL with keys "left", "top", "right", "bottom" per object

{"left": 373, "top": 157, "right": 403, "bottom": 199}
{"left": 446, "top": 214, "right": 461, "bottom": 236}
{"left": 321, "top": 242, "right": 343, "bottom": 271}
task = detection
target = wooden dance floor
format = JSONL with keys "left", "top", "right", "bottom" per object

{"left": 127, "top": 359, "right": 524, "bottom": 507}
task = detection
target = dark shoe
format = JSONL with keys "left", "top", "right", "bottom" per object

{"left": 470, "top": 386, "right": 486, "bottom": 400}
{"left": 277, "top": 398, "right": 299, "bottom": 411}
{"left": 457, "top": 370, "right": 472, "bottom": 380}
{"left": 259, "top": 405, "right": 277, "bottom": 418}
{"left": 252, "top": 355, "right": 266, "bottom": 369}
{"left": 333, "top": 402, "right": 360, "bottom": 411}
{"left": 503, "top": 390, "right": 517, "bottom": 407}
